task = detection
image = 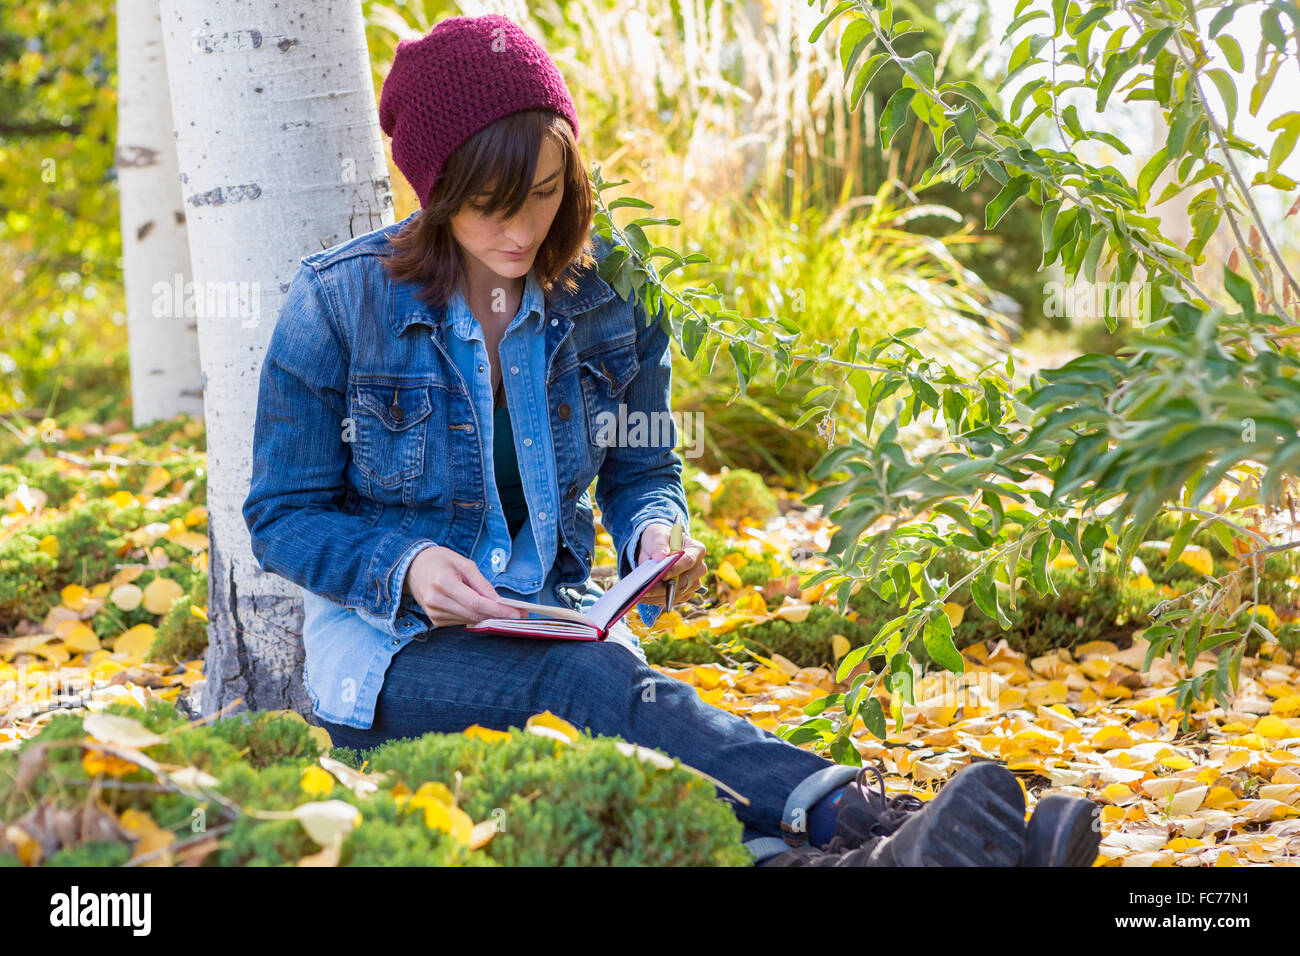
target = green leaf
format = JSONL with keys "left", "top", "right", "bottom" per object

{"left": 596, "top": 248, "right": 630, "bottom": 284}
{"left": 923, "top": 615, "right": 964, "bottom": 673}
{"left": 1207, "top": 5, "right": 1237, "bottom": 38}
{"left": 1214, "top": 34, "right": 1244, "bottom": 72}
{"left": 971, "top": 562, "right": 1011, "bottom": 627}
{"left": 1083, "top": 228, "right": 1108, "bottom": 282}
{"left": 1267, "top": 111, "right": 1300, "bottom": 177}
{"left": 1039, "top": 197, "right": 1062, "bottom": 268}
{"left": 830, "top": 734, "right": 862, "bottom": 766}
{"left": 1029, "top": 533, "right": 1051, "bottom": 593}
{"left": 850, "top": 53, "right": 890, "bottom": 110}
{"left": 1137, "top": 148, "right": 1169, "bottom": 207}
{"left": 835, "top": 643, "right": 872, "bottom": 683}
{"left": 1223, "top": 266, "right": 1256, "bottom": 316}
{"left": 1007, "top": 34, "right": 1050, "bottom": 84}
{"left": 1164, "top": 517, "right": 1199, "bottom": 571}
{"left": 1205, "top": 69, "right": 1238, "bottom": 127}
{"left": 954, "top": 103, "right": 978, "bottom": 148}
{"left": 898, "top": 50, "right": 935, "bottom": 90}
{"left": 1096, "top": 50, "right": 1134, "bottom": 111}
{"left": 839, "top": 17, "right": 873, "bottom": 76}
{"left": 862, "top": 697, "right": 886, "bottom": 740}
{"left": 810, "top": 1, "right": 856, "bottom": 44}
{"left": 880, "top": 88, "right": 918, "bottom": 148}
{"left": 1251, "top": 57, "right": 1281, "bottom": 116}
{"left": 944, "top": 81, "right": 1000, "bottom": 119}
{"left": 606, "top": 197, "right": 653, "bottom": 210}
{"left": 985, "top": 175, "right": 1033, "bottom": 229}
{"left": 1262, "top": 6, "right": 1286, "bottom": 50}
{"left": 1009, "top": 78, "right": 1046, "bottom": 122}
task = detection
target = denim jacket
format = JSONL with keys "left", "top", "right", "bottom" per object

{"left": 242, "top": 211, "right": 690, "bottom": 725}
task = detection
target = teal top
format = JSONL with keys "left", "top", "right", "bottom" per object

{"left": 493, "top": 397, "right": 530, "bottom": 539}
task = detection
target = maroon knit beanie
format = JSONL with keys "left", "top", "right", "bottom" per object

{"left": 379, "top": 14, "right": 580, "bottom": 208}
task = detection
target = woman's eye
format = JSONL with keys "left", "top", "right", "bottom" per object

{"left": 469, "top": 187, "right": 555, "bottom": 214}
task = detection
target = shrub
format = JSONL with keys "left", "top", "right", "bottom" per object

{"left": 709, "top": 469, "right": 778, "bottom": 524}
{"left": 0, "top": 700, "right": 750, "bottom": 867}
{"left": 147, "top": 570, "right": 209, "bottom": 664}
{"left": 360, "top": 732, "right": 749, "bottom": 866}
{"left": 641, "top": 545, "right": 1292, "bottom": 670}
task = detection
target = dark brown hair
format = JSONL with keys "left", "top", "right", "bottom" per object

{"left": 381, "top": 109, "right": 595, "bottom": 309}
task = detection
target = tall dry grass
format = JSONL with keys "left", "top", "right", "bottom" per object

{"left": 364, "top": 0, "right": 1019, "bottom": 477}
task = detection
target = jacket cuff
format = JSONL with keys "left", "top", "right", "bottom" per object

{"left": 355, "top": 538, "right": 438, "bottom": 639}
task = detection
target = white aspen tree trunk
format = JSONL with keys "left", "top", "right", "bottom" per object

{"left": 116, "top": 0, "right": 204, "bottom": 427}
{"left": 157, "top": 0, "right": 395, "bottom": 720}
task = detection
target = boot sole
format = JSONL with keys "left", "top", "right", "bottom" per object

{"left": 1023, "top": 794, "right": 1101, "bottom": 867}
{"left": 911, "top": 761, "right": 1026, "bottom": 866}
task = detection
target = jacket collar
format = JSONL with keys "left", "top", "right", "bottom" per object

{"left": 387, "top": 215, "right": 617, "bottom": 339}
{"left": 443, "top": 265, "right": 548, "bottom": 342}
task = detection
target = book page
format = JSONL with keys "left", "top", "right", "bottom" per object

{"left": 467, "top": 617, "right": 599, "bottom": 638}
{"left": 492, "top": 596, "right": 590, "bottom": 624}
{"left": 586, "top": 550, "right": 683, "bottom": 631}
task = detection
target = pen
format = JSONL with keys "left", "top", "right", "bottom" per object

{"left": 664, "top": 516, "right": 684, "bottom": 609}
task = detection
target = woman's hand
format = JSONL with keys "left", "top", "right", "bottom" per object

{"left": 633, "top": 523, "right": 708, "bottom": 608}
{"left": 404, "top": 545, "right": 527, "bottom": 628}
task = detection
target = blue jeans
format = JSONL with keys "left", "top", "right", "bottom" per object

{"left": 312, "top": 618, "right": 860, "bottom": 861}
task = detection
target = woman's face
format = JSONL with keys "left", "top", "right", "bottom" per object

{"left": 449, "top": 137, "right": 565, "bottom": 287}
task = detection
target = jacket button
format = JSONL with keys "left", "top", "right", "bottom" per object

{"left": 566, "top": 484, "right": 577, "bottom": 498}
{"left": 558, "top": 403, "right": 571, "bottom": 420}
{"left": 389, "top": 403, "right": 404, "bottom": 421}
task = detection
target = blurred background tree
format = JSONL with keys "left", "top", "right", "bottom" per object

{"left": 0, "top": 0, "right": 124, "bottom": 422}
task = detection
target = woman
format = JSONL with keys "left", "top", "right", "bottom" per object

{"left": 243, "top": 13, "right": 1098, "bottom": 867}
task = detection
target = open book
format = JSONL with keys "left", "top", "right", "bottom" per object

{"left": 465, "top": 549, "right": 685, "bottom": 641}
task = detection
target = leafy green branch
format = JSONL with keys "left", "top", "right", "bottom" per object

{"left": 582, "top": 0, "right": 1299, "bottom": 764}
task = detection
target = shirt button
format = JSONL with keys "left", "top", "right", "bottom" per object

{"left": 558, "top": 403, "right": 571, "bottom": 420}
{"left": 492, "top": 549, "right": 506, "bottom": 567}
{"left": 391, "top": 639, "right": 399, "bottom": 646}
{"left": 510, "top": 365, "right": 519, "bottom": 375}
{"left": 550, "top": 318, "right": 558, "bottom": 326}
{"left": 538, "top": 511, "right": 546, "bottom": 520}
{"left": 478, "top": 364, "right": 485, "bottom": 372}
{"left": 523, "top": 437, "right": 532, "bottom": 446}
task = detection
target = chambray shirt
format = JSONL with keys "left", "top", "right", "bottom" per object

{"left": 438, "top": 265, "right": 558, "bottom": 593}
{"left": 391, "top": 265, "right": 644, "bottom": 622}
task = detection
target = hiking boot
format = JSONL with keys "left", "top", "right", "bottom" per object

{"left": 817, "top": 762, "right": 925, "bottom": 851}
{"left": 763, "top": 761, "right": 1027, "bottom": 867}
{"left": 1022, "top": 793, "right": 1101, "bottom": 867}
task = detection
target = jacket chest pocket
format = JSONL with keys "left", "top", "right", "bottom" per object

{"left": 349, "top": 383, "right": 434, "bottom": 487}
{"left": 578, "top": 341, "right": 639, "bottom": 451}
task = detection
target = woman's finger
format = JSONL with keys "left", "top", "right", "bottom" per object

{"left": 417, "top": 587, "right": 478, "bottom": 627}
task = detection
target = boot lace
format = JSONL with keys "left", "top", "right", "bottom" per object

{"left": 823, "top": 762, "right": 924, "bottom": 856}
